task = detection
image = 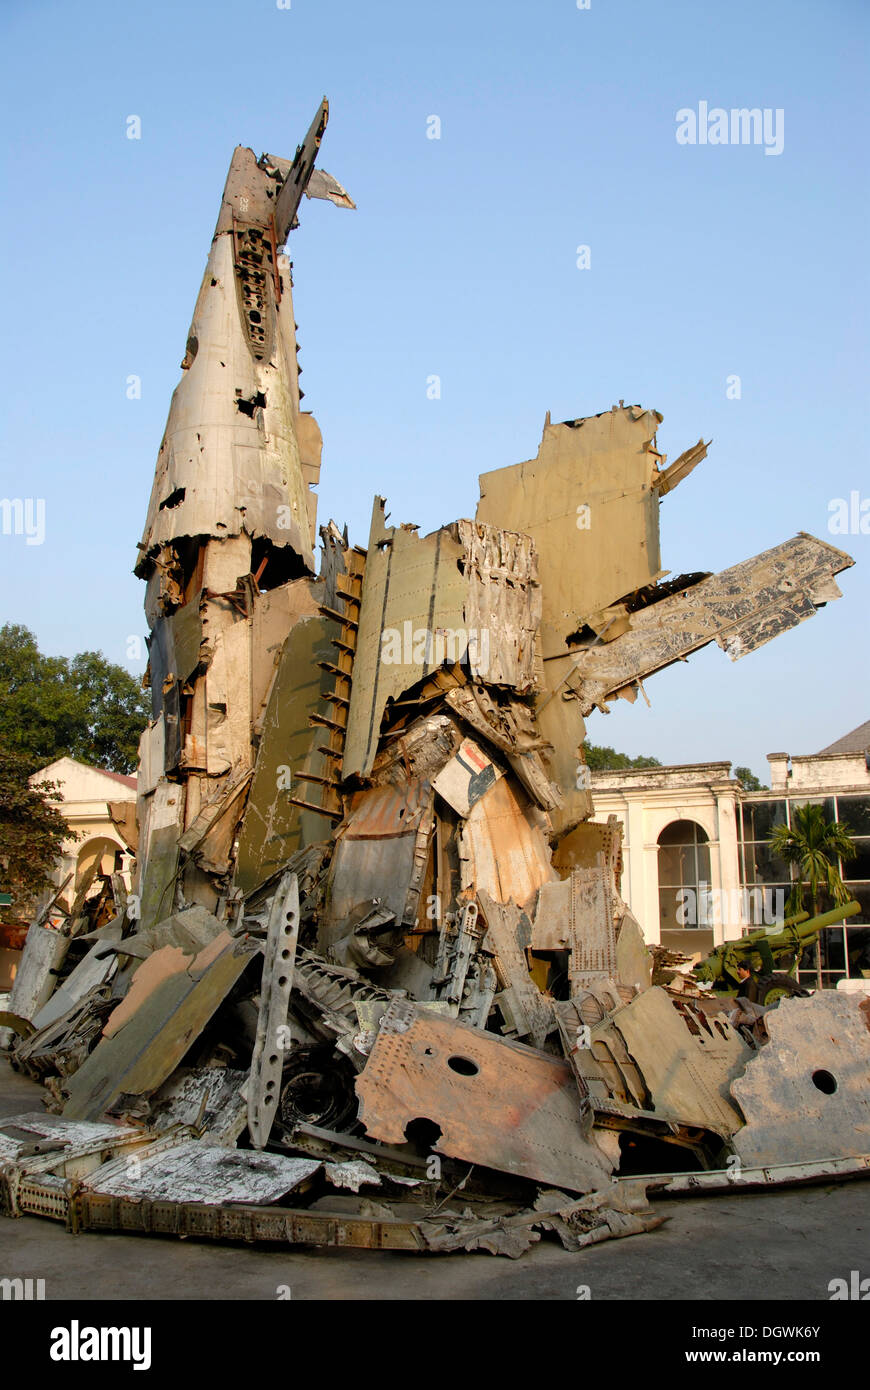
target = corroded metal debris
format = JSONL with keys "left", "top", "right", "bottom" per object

{"left": 2, "top": 100, "right": 866, "bottom": 1258}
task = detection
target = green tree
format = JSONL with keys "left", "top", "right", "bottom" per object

{"left": 0, "top": 747, "right": 71, "bottom": 919}
{"left": 769, "top": 802, "right": 856, "bottom": 988}
{"left": 734, "top": 766, "right": 768, "bottom": 791}
{"left": 0, "top": 624, "right": 149, "bottom": 774}
{"left": 582, "top": 742, "right": 661, "bottom": 772}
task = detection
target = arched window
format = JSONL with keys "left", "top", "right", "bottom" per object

{"left": 658, "top": 820, "right": 712, "bottom": 936}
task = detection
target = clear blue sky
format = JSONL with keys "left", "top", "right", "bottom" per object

{"left": 1, "top": 0, "right": 867, "bottom": 782}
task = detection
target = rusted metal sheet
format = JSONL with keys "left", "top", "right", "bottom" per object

{"left": 454, "top": 519, "right": 541, "bottom": 689}
{"left": 0, "top": 1113, "right": 143, "bottom": 1168}
{"left": 136, "top": 782, "right": 185, "bottom": 935}
{"left": 234, "top": 607, "right": 338, "bottom": 893}
{"left": 431, "top": 901, "right": 485, "bottom": 1014}
{"left": 0, "top": 1113, "right": 148, "bottom": 1219}
{"left": 233, "top": 528, "right": 357, "bottom": 894}
{"left": 356, "top": 999, "right": 611, "bottom": 1193}
{"left": 136, "top": 717, "right": 165, "bottom": 798}
{"left": 72, "top": 1190, "right": 428, "bottom": 1250}
{"left": 636, "top": 1154, "right": 870, "bottom": 1195}
{"left": 615, "top": 907, "right": 653, "bottom": 993}
{"left": 341, "top": 781, "right": 432, "bottom": 838}
{"left": 343, "top": 501, "right": 540, "bottom": 779}
{"left": 321, "top": 781, "right": 435, "bottom": 946}
{"left": 458, "top": 776, "right": 556, "bottom": 909}
{"left": 250, "top": 578, "right": 321, "bottom": 721}
{"left": 149, "top": 1067, "right": 248, "bottom": 1144}
{"left": 205, "top": 617, "right": 253, "bottom": 776}
{"left": 369, "top": 712, "right": 462, "bottom": 787}
{"left": 82, "top": 1139, "right": 321, "bottom": 1205}
{"left": 30, "top": 925, "right": 122, "bottom": 1032}
{"left": 177, "top": 769, "right": 252, "bottom": 876}
{"left": 442, "top": 687, "right": 562, "bottom": 812}
{"left": 120, "top": 904, "right": 223, "bottom": 961}
{"left": 732, "top": 992, "right": 870, "bottom": 1166}
{"left": 477, "top": 893, "right": 555, "bottom": 1047}
{"left": 63, "top": 931, "right": 256, "bottom": 1122}
{"left": 603, "top": 987, "right": 751, "bottom": 1137}
{"left": 651, "top": 437, "right": 708, "bottom": 497}
{"left": 532, "top": 867, "right": 616, "bottom": 995}
{"left": 552, "top": 816, "right": 623, "bottom": 876}
{"left": 108, "top": 800, "right": 139, "bottom": 852}
{"left": 423, "top": 1184, "right": 664, "bottom": 1257}
{"left": 557, "top": 533, "right": 855, "bottom": 716}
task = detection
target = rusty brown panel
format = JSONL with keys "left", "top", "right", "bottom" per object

{"left": 321, "top": 780, "right": 436, "bottom": 945}
{"left": 459, "top": 776, "right": 556, "bottom": 909}
{"left": 107, "top": 801, "right": 138, "bottom": 853}
{"left": 62, "top": 932, "right": 256, "bottom": 1122}
{"left": 552, "top": 817, "right": 623, "bottom": 878}
{"left": 477, "top": 893, "right": 555, "bottom": 1048}
{"left": 356, "top": 999, "right": 611, "bottom": 1193}
{"left": 342, "top": 780, "right": 432, "bottom": 839}
{"left": 531, "top": 868, "right": 616, "bottom": 997}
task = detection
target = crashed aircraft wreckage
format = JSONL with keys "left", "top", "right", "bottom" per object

{"left": 2, "top": 98, "right": 867, "bottom": 1259}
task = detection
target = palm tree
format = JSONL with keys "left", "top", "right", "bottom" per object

{"left": 769, "top": 803, "right": 856, "bottom": 988}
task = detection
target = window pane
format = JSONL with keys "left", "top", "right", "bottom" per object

{"left": 659, "top": 887, "right": 683, "bottom": 932}
{"left": 658, "top": 819, "right": 709, "bottom": 847}
{"left": 741, "top": 800, "right": 787, "bottom": 840}
{"left": 659, "top": 843, "right": 701, "bottom": 886}
{"left": 696, "top": 843, "right": 711, "bottom": 882}
{"left": 743, "top": 842, "right": 792, "bottom": 884}
{"left": 843, "top": 840, "right": 870, "bottom": 881}
{"left": 835, "top": 797, "right": 870, "bottom": 837}
{"left": 657, "top": 845, "right": 683, "bottom": 885}
{"left": 789, "top": 797, "right": 836, "bottom": 823}
{"left": 847, "top": 924, "right": 870, "bottom": 971}
{"left": 843, "top": 884, "right": 870, "bottom": 925}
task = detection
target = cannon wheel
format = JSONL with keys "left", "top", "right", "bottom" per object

{"left": 757, "top": 972, "right": 811, "bottom": 1006}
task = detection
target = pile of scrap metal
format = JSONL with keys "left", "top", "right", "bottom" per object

{"left": 2, "top": 99, "right": 868, "bottom": 1259}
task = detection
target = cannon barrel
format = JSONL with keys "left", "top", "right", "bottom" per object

{"left": 693, "top": 900, "right": 862, "bottom": 984}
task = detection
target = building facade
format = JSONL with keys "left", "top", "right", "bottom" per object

{"left": 0, "top": 759, "right": 137, "bottom": 991}
{"left": 590, "top": 722, "right": 870, "bottom": 985}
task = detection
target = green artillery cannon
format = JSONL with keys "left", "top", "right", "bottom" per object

{"left": 692, "top": 900, "right": 862, "bottom": 1004}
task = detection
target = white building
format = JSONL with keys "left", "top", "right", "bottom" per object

{"left": 589, "top": 722, "right": 870, "bottom": 985}
{"left": 2, "top": 758, "right": 138, "bottom": 991}
{"left": 30, "top": 756, "right": 138, "bottom": 909}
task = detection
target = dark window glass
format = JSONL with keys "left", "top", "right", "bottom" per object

{"left": 657, "top": 821, "right": 711, "bottom": 928}
{"left": 843, "top": 839, "right": 870, "bottom": 882}
{"left": 741, "top": 800, "right": 787, "bottom": 841}
{"left": 847, "top": 924, "right": 870, "bottom": 970}
{"left": 789, "top": 797, "right": 837, "bottom": 823}
{"left": 834, "top": 797, "right": 870, "bottom": 837}
{"left": 843, "top": 884, "right": 870, "bottom": 925}
{"left": 742, "top": 842, "right": 792, "bottom": 885}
